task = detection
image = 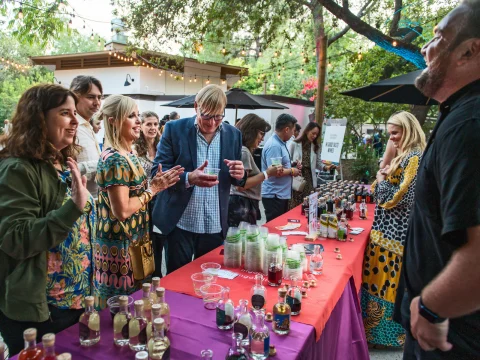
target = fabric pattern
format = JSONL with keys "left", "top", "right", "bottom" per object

{"left": 76, "top": 114, "right": 101, "bottom": 198}
{"left": 94, "top": 148, "right": 149, "bottom": 309}
{"left": 137, "top": 154, "right": 154, "bottom": 182}
{"left": 177, "top": 124, "right": 222, "bottom": 234}
{"left": 289, "top": 141, "right": 314, "bottom": 209}
{"left": 361, "top": 150, "right": 422, "bottom": 347}
{"left": 46, "top": 167, "right": 96, "bottom": 310}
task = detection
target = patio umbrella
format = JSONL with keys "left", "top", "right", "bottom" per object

{"left": 162, "top": 88, "right": 289, "bottom": 120}
{"left": 340, "top": 70, "right": 438, "bottom": 106}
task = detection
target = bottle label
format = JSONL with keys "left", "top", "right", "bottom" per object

{"left": 216, "top": 307, "right": 226, "bottom": 326}
{"left": 233, "top": 322, "right": 249, "bottom": 340}
{"left": 251, "top": 294, "right": 265, "bottom": 309}
{"left": 273, "top": 313, "right": 290, "bottom": 331}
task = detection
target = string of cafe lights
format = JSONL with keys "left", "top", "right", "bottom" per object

{"left": 0, "top": 56, "right": 31, "bottom": 72}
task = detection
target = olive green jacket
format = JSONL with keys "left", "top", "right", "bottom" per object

{"left": 0, "top": 157, "right": 83, "bottom": 322}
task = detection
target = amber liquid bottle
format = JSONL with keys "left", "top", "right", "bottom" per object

{"left": 18, "top": 328, "right": 44, "bottom": 360}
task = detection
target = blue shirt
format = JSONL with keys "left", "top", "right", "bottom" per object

{"left": 177, "top": 121, "right": 222, "bottom": 234}
{"left": 261, "top": 133, "right": 292, "bottom": 199}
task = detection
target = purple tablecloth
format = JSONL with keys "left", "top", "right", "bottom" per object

{"left": 10, "top": 278, "right": 368, "bottom": 360}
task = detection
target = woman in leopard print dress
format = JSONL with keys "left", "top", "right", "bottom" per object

{"left": 361, "top": 111, "right": 426, "bottom": 347}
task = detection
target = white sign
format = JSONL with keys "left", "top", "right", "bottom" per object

{"left": 308, "top": 192, "right": 318, "bottom": 236}
{"left": 321, "top": 122, "right": 347, "bottom": 165}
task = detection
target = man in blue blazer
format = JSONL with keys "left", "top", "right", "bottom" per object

{"left": 152, "top": 85, "right": 246, "bottom": 273}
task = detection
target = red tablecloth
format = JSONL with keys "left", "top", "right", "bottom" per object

{"left": 161, "top": 204, "right": 374, "bottom": 341}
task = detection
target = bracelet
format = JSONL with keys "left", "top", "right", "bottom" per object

{"left": 418, "top": 296, "right": 446, "bottom": 324}
{"left": 263, "top": 171, "right": 269, "bottom": 180}
{"left": 139, "top": 189, "right": 153, "bottom": 207}
{"left": 291, "top": 168, "right": 295, "bottom": 176}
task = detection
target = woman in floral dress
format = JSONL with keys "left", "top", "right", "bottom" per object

{"left": 361, "top": 111, "right": 426, "bottom": 348}
{"left": 94, "top": 95, "right": 184, "bottom": 309}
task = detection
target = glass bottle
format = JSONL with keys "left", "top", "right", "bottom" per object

{"left": 326, "top": 194, "right": 334, "bottom": 213}
{"left": 286, "top": 277, "right": 302, "bottom": 315}
{"left": 216, "top": 286, "right": 235, "bottom": 330}
{"left": 113, "top": 295, "right": 132, "bottom": 347}
{"left": 148, "top": 318, "right": 170, "bottom": 360}
{"left": 317, "top": 196, "right": 326, "bottom": 215}
{"left": 18, "top": 328, "right": 44, "bottom": 360}
{"left": 250, "top": 311, "right": 270, "bottom": 360}
{"left": 155, "top": 287, "right": 171, "bottom": 332}
{"left": 309, "top": 244, "right": 324, "bottom": 275}
{"left": 267, "top": 251, "right": 283, "bottom": 287}
{"left": 56, "top": 354, "right": 72, "bottom": 360}
{"left": 42, "top": 333, "right": 56, "bottom": 360}
{"left": 233, "top": 299, "right": 253, "bottom": 348}
{"left": 150, "top": 277, "right": 161, "bottom": 303}
{"left": 272, "top": 288, "right": 291, "bottom": 335}
{"left": 359, "top": 199, "right": 368, "bottom": 219}
{"left": 142, "top": 283, "right": 153, "bottom": 323}
{"left": 250, "top": 274, "right": 267, "bottom": 310}
{"left": 338, "top": 215, "right": 348, "bottom": 241}
{"left": 346, "top": 201, "right": 354, "bottom": 220}
{"left": 129, "top": 300, "right": 148, "bottom": 351}
{"left": 148, "top": 304, "right": 161, "bottom": 340}
{"left": 79, "top": 295, "right": 100, "bottom": 346}
{"left": 225, "top": 333, "right": 248, "bottom": 360}
{"left": 300, "top": 196, "right": 307, "bottom": 215}
{"left": 201, "top": 349, "right": 213, "bottom": 359}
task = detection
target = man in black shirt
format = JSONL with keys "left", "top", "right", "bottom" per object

{"left": 399, "top": 1, "right": 480, "bottom": 359}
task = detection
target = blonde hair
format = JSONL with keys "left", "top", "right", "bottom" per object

{"left": 386, "top": 111, "right": 426, "bottom": 175}
{"left": 195, "top": 84, "right": 227, "bottom": 114}
{"left": 95, "top": 94, "right": 141, "bottom": 177}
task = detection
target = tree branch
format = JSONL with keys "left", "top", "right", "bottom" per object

{"left": 315, "top": 0, "right": 426, "bottom": 68}
{"left": 328, "top": 0, "right": 375, "bottom": 46}
{"left": 342, "top": 0, "right": 349, "bottom": 10}
{"left": 389, "top": 0, "right": 403, "bottom": 36}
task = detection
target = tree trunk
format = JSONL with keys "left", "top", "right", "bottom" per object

{"left": 409, "top": 105, "right": 431, "bottom": 126}
{"left": 313, "top": 3, "right": 327, "bottom": 138}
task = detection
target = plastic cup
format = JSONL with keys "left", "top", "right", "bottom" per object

{"left": 191, "top": 272, "right": 214, "bottom": 296}
{"left": 204, "top": 167, "right": 220, "bottom": 176}
{"left": 199, "top": 284, "right": 224, "bottom": 310}
{"left": 271, "top": 157, "right": 282, "bottom": 166}
{"left": 107, "top": 295, "right": 134, "bottom": 321}
{"left": 200, "top": 262, "right": 221, "bottom": 283}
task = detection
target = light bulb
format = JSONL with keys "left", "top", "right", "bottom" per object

{"left": 393, "top": 40, "right": 398, "bottom": 47}
{"left": 18, "top": 8, "right": 23, "bottom": 19}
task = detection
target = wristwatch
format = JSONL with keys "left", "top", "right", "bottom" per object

{"left": 263, "top": 171, "right": 269, "bottom": 180}
{"left": 418, "top": 297, "right": 446, "bottom": 323}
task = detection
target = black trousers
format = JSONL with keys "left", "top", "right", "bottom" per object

{"left": 0, "top": 305, "right": 83, "bottom": 356}
{"left": 166, "top": 227, "right": 223, "bottom": 274}
{"left": 262, "top": 196, "right": 289, "bottom": 223}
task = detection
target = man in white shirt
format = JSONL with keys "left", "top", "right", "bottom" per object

{"left": 70, "top": 76, "right": 103, "bottom": 199}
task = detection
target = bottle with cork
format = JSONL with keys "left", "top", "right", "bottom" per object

{"left": 155, "top": 287, "right": 171, "bottom": 332}
{"left": 129, "top": 300, "right": 148, "bottom": 351}
{"left": 42, "top": 333, "right": 56, "bottom": 360}
{"left": 18, "top": 328, "right": 43, "bottom": 360}
{"left": 148, "top": 318, "right": 170, "bottom": 360}
{"left": 150, "top": 277, "right": 161, "bottom": 303}
{"left": 141, "top": 283, "right": 153, "bottom": 323}
{"left": 113, "top": 295, "right": 132, "bottom": 346}
{"left": 79, "top": 295, "right": 100, "bottom": 346}
{"left": 272, "top": 287, "right": 291, "bottom": 335}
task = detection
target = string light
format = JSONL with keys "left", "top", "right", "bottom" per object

{"left": 274, "top": 50, "right": 278, "bottom": 57}
{"left": 221, "top": 43, "right": 226, "bottom": 54}
{"left": 68, "top": 18, "right": 73, "bottom": 28}
{"left": 181, "top": 74, "right": 184, "bottom": 80}
{"left": 18, "top": 8, "right": 23, "bottom": 19}
{"left": 300, "top": 67, "right": 305, "bottom": 74}
{"left": 257, "top": 77, "right": 260, "bottom": 83}
{"left": 277, "top": 72, "right": 281, "bottom": 79}
{"left": 58, "top": 0, "right": 66, "bottom": 10}
{"left": 357, "top": 52, "right": 362, "bottom": 60}
{"left": 206, "top": 76, "right": 210, "bottom": 84}
{"left": 189, "top": 77, "right": 192, "bottom": 82}
{"left": 97, "top": 37, "right": 101, "bottom": 47}
{"left": 258, "top": 48, "right": 262, "bottom": 57}
{"left": 159, "top": 71, "right": 162, "bottom": 76}
{"left": 289, "top": 50, "right": 293, "bottom": 56}
{"left": 312, "top": 49, "right": 316, "bottom": 56}
{"left": 241, "top": 47, "right": 246, "bottom": 56}
{"left": 194, "top": 75, "right": 197, "bottom": 82}
{"left": 328, "top": 62, "right": 332, "bottom": 67}
{"left": 90, "top": 31, "right": 94, "bottom": 41}
{"left": 392, "top": 40, "right": 398, "bottom": 47}
{"left": 221, "top": 79, "right": 226, "bottom": 85}
{"left": 170, "top": 71, "right": 173, "bottom": 77}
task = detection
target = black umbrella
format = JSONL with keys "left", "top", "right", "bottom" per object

{"left": 162, "top": 88, "right": 289, "bottom": 120}
{"left": 340, "top": 70, "right": 438, "bottom": 106}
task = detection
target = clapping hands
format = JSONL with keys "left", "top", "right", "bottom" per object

{"left": 150, "top": 164, "right": 184, "bottom": 195}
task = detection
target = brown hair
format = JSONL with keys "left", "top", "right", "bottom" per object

{"left": 135, "top": 111, "right": 160, "bottom": 158}
{"left": 0, "top": 84, "right": 80, "bottom": 162}
{"left": 294, "top": 122, "right": 321, "bottom": 153}
{"left": 70, "top": 75, "right": 103, "bottom": 96}
{"left": 236, "top": 113, "right": 271, "bottom": 151}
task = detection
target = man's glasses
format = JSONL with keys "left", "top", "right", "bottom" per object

{"left": 85, "top": 95, "right": 104, "bottom": 102}
{"left": 199, "top": 110, "right": 225, "bottom": 122}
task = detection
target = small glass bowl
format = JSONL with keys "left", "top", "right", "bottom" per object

{"left": 200, "top": 262, "right": 221, "bottom": 283}
{"left": 199, "top": 283, "right": 224, "bottom": 310}
{"left": 106, "top": 295, "right": 134, "bottom": 321}
{"left": 191, "top": 272, "right": 214, "bottom": 296}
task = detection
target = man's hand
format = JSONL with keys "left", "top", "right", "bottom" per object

{"left": 296, "top": 162, "right": 303, "bottom": 170}
{"left": 188, "top": 160, "right": 219, "bottom": 187}
{"left": 410, "top": 296, "right": 453, "bottom": 352}
{"left": 224, "top": 159, "right": 244, "bottom": 180}
{"left": 266, "top": 165, "right": 283, "bottom": 177}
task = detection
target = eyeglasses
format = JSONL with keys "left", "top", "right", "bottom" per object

{"left": 199, "top": 110, "right": 225, "bottom": 122}
{"left": 85, "top": 95, "right": 104, "bottom": 102}
{"left": 258, "top": 130, "right": 265, "bottom": 139}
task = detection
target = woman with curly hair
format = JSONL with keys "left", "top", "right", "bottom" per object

{"left": 0, "top": 84, "right": 93, "bottom": 355}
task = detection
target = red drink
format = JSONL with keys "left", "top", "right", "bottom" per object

{"left": 268, "top": 265, "right": 283, "bottom": 286}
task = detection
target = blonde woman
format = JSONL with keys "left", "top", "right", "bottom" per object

{"left": 361, "top": 111, "right": 426, "bottom": 348}
{"left": 94, "top": 95, "right": 184, "bottom": 308}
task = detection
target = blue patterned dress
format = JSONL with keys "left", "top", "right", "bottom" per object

{"left": 46, "top": 167, "right": 96, "bottom": 309}
{"left": 94, "top": 148, "right": 150, "bottom": 309}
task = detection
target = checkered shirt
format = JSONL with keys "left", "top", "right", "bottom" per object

{"left": 177, "top": 123, "right": 222, "bottom": 234}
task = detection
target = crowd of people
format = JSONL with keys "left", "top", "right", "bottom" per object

{"left": 0, "top": 1, "right": 479, "bottom": 359}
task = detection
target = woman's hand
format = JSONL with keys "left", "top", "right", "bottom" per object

{"left": 266, "top": 165, "right": 283, "bottom": 178}
{"left": 376, "top": 168, "right": 387, "bottom": 183}
{"left": 67, "top": 157, "right": 89, "bottom": 211}
{"left": 150, "top": 164, "right": 184, "bottom": 194}
{"left": 296, "top": 161, "right": 303, "bottom": 170}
